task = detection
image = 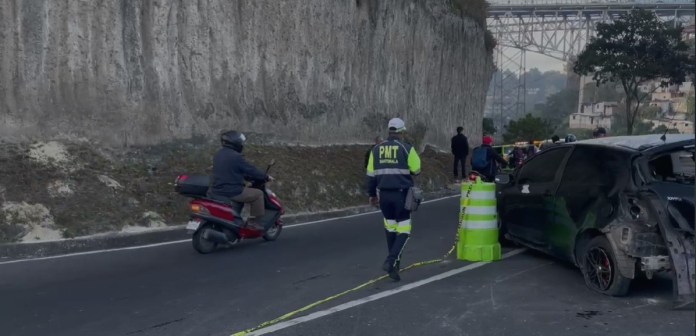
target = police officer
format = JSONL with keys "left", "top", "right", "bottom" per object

{"left": 366, "top": 118, "right": 422, "bottom": 281}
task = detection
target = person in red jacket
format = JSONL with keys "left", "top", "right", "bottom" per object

{"left": 471, "top": 136, "right": 507, "bottom": 181}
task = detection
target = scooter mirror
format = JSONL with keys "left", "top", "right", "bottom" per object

{"left": 269, "top": 159, "right": 276, "bottom": 166}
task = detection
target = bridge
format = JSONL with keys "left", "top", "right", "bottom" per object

{"left": 484, "top": 0, "right": 696, "bottom": 129}
{"left": 488, "top": 0, "right": 695, "bottom": 62}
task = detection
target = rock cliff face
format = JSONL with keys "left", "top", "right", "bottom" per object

{"left": 0, "top": 0, "right": 493, "bottom": 148}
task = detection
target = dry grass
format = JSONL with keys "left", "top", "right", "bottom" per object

{"left": 0, "top": 140, "right": 455, "bottom": 243}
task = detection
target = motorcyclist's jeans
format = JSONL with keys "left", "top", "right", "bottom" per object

{"left": 231, "top": 188, "right": 264, "bottom": 218}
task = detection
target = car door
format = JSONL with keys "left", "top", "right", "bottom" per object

{"left": 500, "top": 146, "right": 571, "bottom": 250}
{"left": 552, "top": 146, "right": 631, "bottom": 261}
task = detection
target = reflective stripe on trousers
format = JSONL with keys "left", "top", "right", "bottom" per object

{"left": 384, "top": 219, "right": 411, "bottom": 234}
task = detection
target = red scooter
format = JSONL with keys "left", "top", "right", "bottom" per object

{"left": 174, "top": 160, "right": 284, "bottom": 254}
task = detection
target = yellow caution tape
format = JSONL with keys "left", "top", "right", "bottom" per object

{"left": 231, "top": 226, "right": 461, "bottom": 336}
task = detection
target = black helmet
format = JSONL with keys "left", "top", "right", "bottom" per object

{"left": 592, "top": 127, "right": 607, "bottom": 138}
{"left": 220, "top": 130, "right": 246, "bottom": 152}
{"left": 565, "top": 134, "right": 577, "bottom": 143}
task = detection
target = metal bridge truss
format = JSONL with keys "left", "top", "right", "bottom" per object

{"left": 491, "top": 48, "right": 527, "bottom": 132}
{"left": 486, "top": 3, "right": 695, "bottom": 129}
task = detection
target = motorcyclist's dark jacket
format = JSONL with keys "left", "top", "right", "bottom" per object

{"left": 366, "top": 137, "right": 421, "bottom": 197}
{"left": 209, "top": 147, "right": 268, "bottom": 198}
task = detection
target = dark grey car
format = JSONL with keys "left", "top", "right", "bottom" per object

{"left": 495, "top": 134, "right": 694, "bottom": 309}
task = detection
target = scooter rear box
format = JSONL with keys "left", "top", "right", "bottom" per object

{"left": 175, "top": 175, "right": 210, "bottom": 197}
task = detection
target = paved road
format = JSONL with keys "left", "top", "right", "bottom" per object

{"left": 0, "top": 197, "right": 692, "bottom": 336}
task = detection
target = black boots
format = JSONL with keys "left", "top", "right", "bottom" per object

{"left": 382, "top": 233, "right": 409, "bottom": 282}
{"left": 382, "top": 260, "right": 400, "bottom": 281}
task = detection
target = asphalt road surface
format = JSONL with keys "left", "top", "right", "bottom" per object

{"left": 1, "top": 197, "right": 693, "bottom": 336}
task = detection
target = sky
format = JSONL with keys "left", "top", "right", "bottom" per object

{"left": 497, "top": 47, "right": 568, "bottom": 74}
{"left": 524, "top": 52, "right": 566, "bottom": 73}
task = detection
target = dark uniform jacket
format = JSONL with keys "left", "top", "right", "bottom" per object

{"left": 366, "top": 137, "right": 422, "bottom": 197}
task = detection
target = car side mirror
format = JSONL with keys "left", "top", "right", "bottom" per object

{"left": 495, "top": 174, "right": 512, "bottom": 185}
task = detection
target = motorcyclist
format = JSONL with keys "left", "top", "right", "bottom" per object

{"left": 208, "top": 130, "right": 273, "bottom": 230}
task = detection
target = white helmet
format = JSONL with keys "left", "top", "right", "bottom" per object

{"left": 388, "top": 118, "right": 406, "bottom": 133}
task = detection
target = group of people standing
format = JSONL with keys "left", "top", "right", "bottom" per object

{"left": 451, "top": 127, "right": 507, "bottom": 182}
{"left": 449, "top": 126, "right": 609, "bottom": 182}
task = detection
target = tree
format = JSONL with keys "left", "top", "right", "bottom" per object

{"left": 522, "top": 69, "right": 568, "bottom": 111}
{"left": 612, "top": 105, "right": 656, "bottom": 136}
{"left": 638, "top": 105, "right": 662, "bottom": 120}
{"left": 503, "top": 114, "right": 553, "bottom": 143}
{"left": 533, "top": 88, "right": 579, "bottom": 128}
{"left": 487, "top": 68, "right": 570, "bottom": 118}
{"left": 483, "top": 117, "right": 497, "bottom": 135}
{"left": 573, "top": 9, "right": 692, "bottom": 135}
{"left": 652, "top": 124, "right": 680, "bottom": 135}
{"left": 582, "top": 81, "right": 623, "bottom": 103}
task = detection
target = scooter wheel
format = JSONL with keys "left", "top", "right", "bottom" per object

{"left": 262, "top": 222, "right": 282, "bottom": 241}
{"left": 192, "top": 225, "right": 218, "bottom": 254}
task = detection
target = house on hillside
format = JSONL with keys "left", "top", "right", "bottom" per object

{"left": 568, "top": 101, "right": 616, "bottom": 130}
{"left": 643, "top": 119, "right": 694, "bottom": 134}
{"left": 673, "top": 96, "right": 690, "bottom": 114}
{"left": 647, "top": 81, "right": 693, "bottom": 115}
{"left": 642, "top": 81, "right": 694, "bottom": 134}
{"left": 683, "top": 24, "right": 695, "bottom": 40}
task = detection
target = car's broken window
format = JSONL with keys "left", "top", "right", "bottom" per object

{"left": 557, "top": 146, "right": 631, "bottom": 223}
{"left": 648, "top": 147, "right": 695, "bottom": 184}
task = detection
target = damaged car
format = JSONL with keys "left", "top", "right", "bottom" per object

{"left": 495, "top": 134, "right": 694, "bottom": 309}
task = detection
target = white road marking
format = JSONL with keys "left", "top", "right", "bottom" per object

{"left": 239, "top": 248, "right": 527, "bottom": 336}
{"left": 0, "top": 240, "right": 192, "bottom": 265}
{"left": 0, "top": 195, "right": 458, "bottom": 265}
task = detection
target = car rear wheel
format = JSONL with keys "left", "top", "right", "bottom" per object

{"left": 580, "top": 236, "right": 631, "bottom": 296}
